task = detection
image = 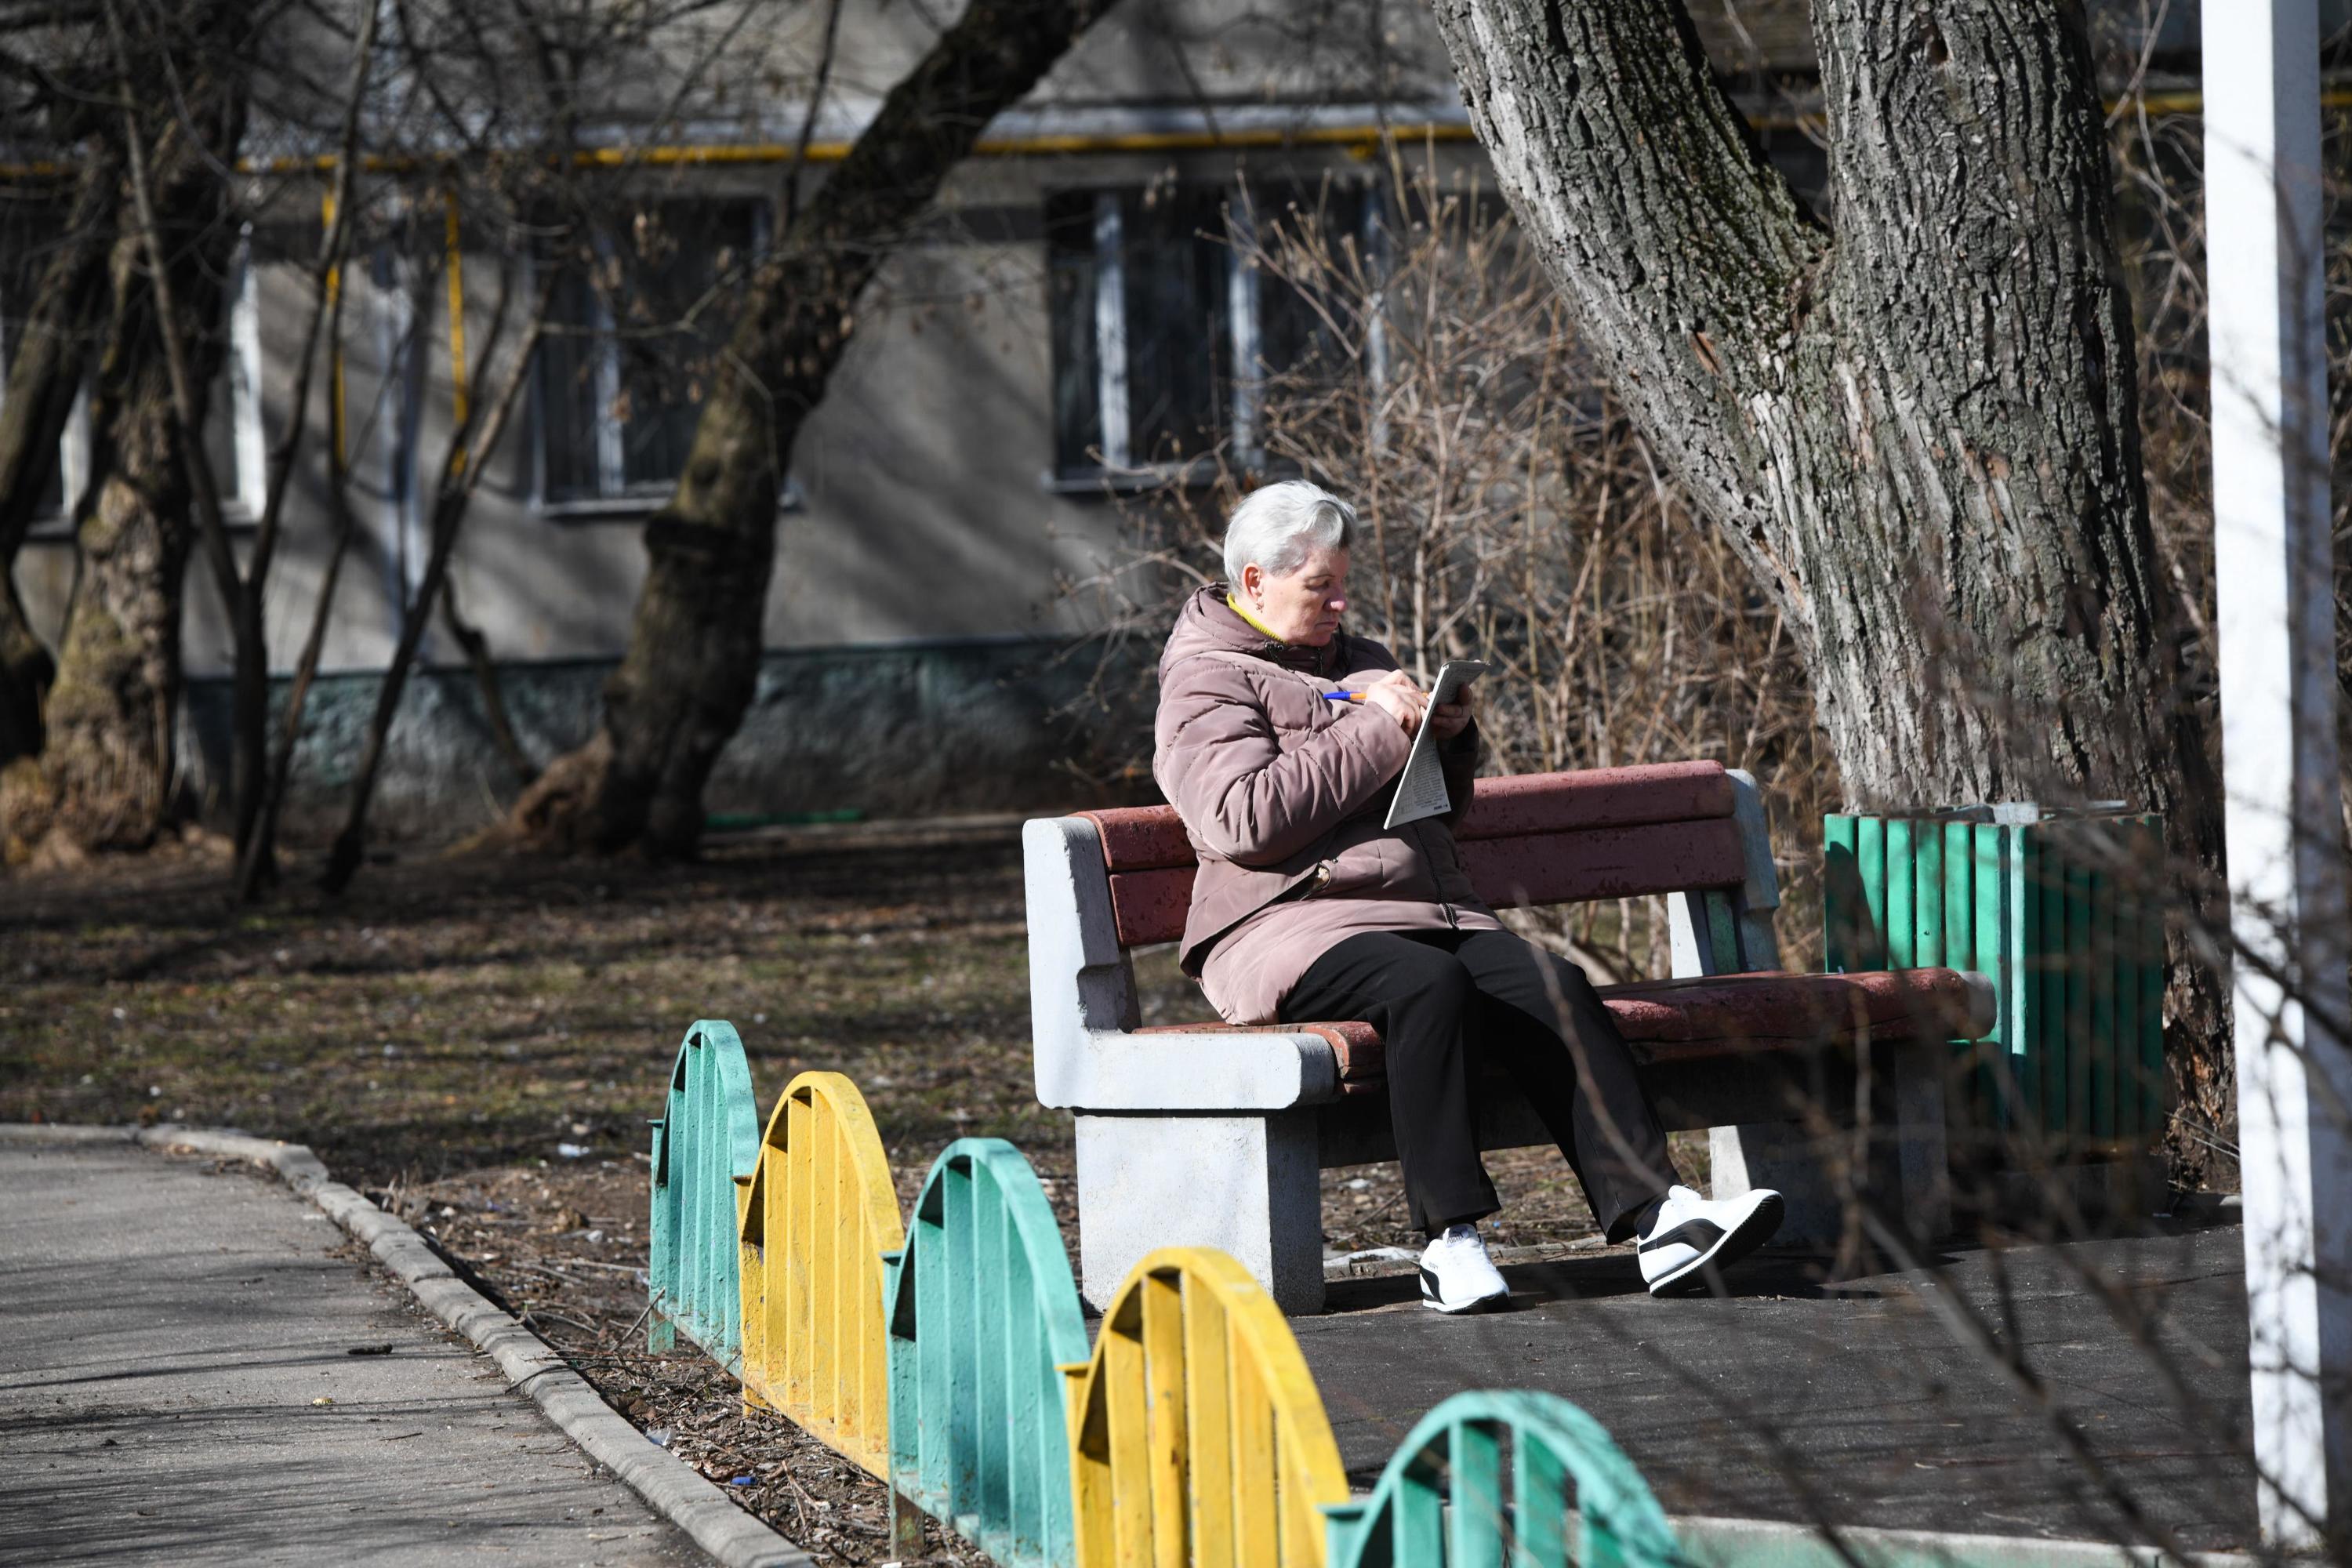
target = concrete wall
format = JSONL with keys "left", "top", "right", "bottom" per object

{"left": 16, "top": 145, "right": 1463, "bottom": 673}
{"left": 9, "top": 118, "right": 1474, "bottom": 834}
{"left": 180, "top": 633, "right": 1157, "bottom": 842}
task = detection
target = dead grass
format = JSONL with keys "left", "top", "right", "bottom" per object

{"left": 2, "top": 824, "right": 1680, "bottom": 1557}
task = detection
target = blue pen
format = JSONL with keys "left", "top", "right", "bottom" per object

{"left": 1323, "top": 690, "right": 1362, "bottom": 702}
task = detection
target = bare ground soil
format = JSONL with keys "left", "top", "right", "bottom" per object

{"left": 1, "top": 823, "right": 1687, "bottom": 1560}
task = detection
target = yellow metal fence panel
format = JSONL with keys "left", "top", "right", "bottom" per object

{"left": 1065, "top": 1248, "right": 1349, "bottom": 1568}
{"left": 738, "top": 1070, "right": 906, "bottom": 1477}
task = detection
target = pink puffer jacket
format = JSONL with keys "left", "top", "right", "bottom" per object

{"left": 1152, "top": 585, "right": 1497, "bottom": 1025}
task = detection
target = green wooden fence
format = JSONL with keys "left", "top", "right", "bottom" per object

{"left": 648, "top": 1018, "right": 760, "bottom": 1370}
{"left": 883, "top": 1138, "right": 1087, "bottom": 1568}
{"left": 1323, "top": 1390, "right": 1682, "bottom": 1568}
{"left": 1824, "top": 811, "right": 2165, "bottom": 1148}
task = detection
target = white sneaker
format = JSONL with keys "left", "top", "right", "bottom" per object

{"left": 1636, "top": 1184, "right": 1784, "bottom": 1297}
{"left": 1417, "top": 1223, "right": 1510, "bottom": 1313}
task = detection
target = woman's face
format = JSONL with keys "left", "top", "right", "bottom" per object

{"left": 1243, "top": 546, "right": 1350, "bottom": 647}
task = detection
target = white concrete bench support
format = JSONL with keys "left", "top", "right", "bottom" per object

{"left": 1073, "top": 1110, "right": 1325, "bottom": 1315}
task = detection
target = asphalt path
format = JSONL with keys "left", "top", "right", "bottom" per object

{"left": 1299, "top": 1219, "right": 2259, "bottom": 1552}
{"left": 0, "top": 1135, "right": 696, "bottom": 1566}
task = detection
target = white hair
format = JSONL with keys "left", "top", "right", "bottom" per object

{"left": 1221, "top": 480, "right": 1357, "bottom": 586}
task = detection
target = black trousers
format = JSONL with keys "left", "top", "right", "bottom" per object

{"left": 1279, "top": 927, "right": 1676, "bottom": 1241}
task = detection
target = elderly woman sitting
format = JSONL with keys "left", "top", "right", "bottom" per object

{"left": 1153, "top": 480, "right": 1783, "bottom": 1308}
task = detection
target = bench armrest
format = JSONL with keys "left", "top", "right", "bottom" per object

{"left": 1048, "top": 1026, "right": 1342, "bottom": 1111}
{"left": 1024, "top": 816, "right": 1342, "bottom": 1111}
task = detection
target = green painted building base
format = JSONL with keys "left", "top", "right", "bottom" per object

{"left": 180, "top": 635, "right": 1154, "bottom": 842}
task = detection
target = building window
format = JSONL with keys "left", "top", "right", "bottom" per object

{"left": 1045, "top": 181, "right": 1370, "bottom": 482}
{"left": 212, "top": 238, "right": 267, "bottom": 519}
{"left": 535, "top": 198, "right": 766, "bottom": 510}
{"left": 0, "top": 231, "right": 263, "bottom": 533}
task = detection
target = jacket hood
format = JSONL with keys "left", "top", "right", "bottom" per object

{"left": 1160, "top": 583, "right": 1346, "bottom": 684}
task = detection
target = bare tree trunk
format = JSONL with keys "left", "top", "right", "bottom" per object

{"left": 38, "top": 269, "right": 206, "bottom": 852}
{"left": 13, "top": 0, "right": 247, "bottom": 855}
{"left": 510, "top": 0, "right": 1112, "bottom": 858}
{"left": 319, "top": 266, "right": 550, "bottom": 894}
{"left": 1425, "top": 0, "right": 2231, "bottom": 1174}
{"left": 102, "top": 0, "right": 263, "bottom": 872}
{"left": 441, "top": 580, "right": 535, "bottom": 789}
{"left": 241, "top": 343, "right": 357, "bottom": 897}
{"left": 0, "top": 144, "right": 121, "bottom": 765}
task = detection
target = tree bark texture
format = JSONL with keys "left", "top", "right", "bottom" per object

{"left": 1426, "top": 0, "right": 2231, "bottom": 1170}
{"left": 0, "top": 144, "right": 121, "bottom": 766}
{"left": 12, "top": 12, "right": 247, "bottom": 855}
{"left": 513, "top": 0, "right": 1111, "bottom": 858}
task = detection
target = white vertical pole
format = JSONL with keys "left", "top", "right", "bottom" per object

{"left": 2201, "top": 1, "right": 2351, "bottom": 1549}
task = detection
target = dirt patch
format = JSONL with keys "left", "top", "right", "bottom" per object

{"left": 4, "top": 827, "right": 1677, "bottom": 1553}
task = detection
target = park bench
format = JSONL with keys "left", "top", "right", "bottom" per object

{"left": 1024, "top": 760, "right": 1997, "bottom": 1313}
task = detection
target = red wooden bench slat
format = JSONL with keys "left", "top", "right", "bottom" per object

{"left": 1105, "top": 866, "right": 1195, "bottom": 947}
{"left": 1457, "top": 818, "right": 1748, "bottom": 909}
{"left": 1077, "top": 761, "right": 1737, "bottom": 873}
{"left": 1125, "top": 969, "right": 1984, "bottom": 1090}
{"left": 1080, "top": 805, "right": 1193, "bottom": 872}
{"left": 1598, "top": 967, "right": 1987, "bottom": 1044}
{"left": 1103, "top": 815, "right": 1752, "bottom": 946}
{"left": 1451, "top": 761, "right": 1733, "bottom": 841}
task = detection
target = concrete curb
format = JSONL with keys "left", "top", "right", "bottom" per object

{"left": 1, "top": 1123, "right": 811, "bottom": 1568}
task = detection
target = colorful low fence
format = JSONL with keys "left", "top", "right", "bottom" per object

{"left": 738, "top": 1069, "right": 903, "bottom": 1476}
{"left": 646, "top": 1020, "right": 759, "bottom": 1370}
{"left": 885, "top": 1138, "right": 1087, "bottom": 1568}
{"left": 1323, "top": 1390, "right": 1682, "bottom": 1568}
{"left": 1824, "top": 811, "right": 2167, "bottom": 1150}
{"left": 643, "top": 1018, "right": 1689, "bottom": 1568}
{"left": 1067, "top": 1246, "right": 1349, "bottom": 1566}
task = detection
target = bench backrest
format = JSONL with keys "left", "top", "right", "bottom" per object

{"left": 1023, "top": 759, "right": 1786, "bottom": 1109}
{"left": 1074, "top": 760, "right": 1747, "bottom": 949}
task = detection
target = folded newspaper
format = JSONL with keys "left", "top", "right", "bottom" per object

{"left": 1382, "top": 659, "right": 1487, "bottom": 830}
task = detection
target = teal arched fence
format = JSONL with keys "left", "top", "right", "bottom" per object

{"left": 882, "top": 1138, "right": 1088, "bottom": 1568}
{"left": 1323, "top": 1391, "right": 1682, "bottom": 1568}
{"left": 648, "top": 1019, "right": 760, "bottom": 1370}
{"left": 639, "top": 1033, "right": 1689, "bottom": 1568}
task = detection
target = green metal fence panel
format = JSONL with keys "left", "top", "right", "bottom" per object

{"left": 2009, "top": 824, "right": 2041, "bottom": 1131}
{"left": 883, "top": 1137, "right": 1087, "bottom": 1568}
{"left": 1859, "top": 816, "right": 1888, "bottom": 965}
{"left": 1824, "top": 811, "right": 2165, "bottom": 1152}
{"left": 648, "top": 1019, "right": 760, "bottom": 1371}
{"left": 2038, "top": 836, "right": 2067, "bottom": 1133}
{"left": 2133, "top": 815, "right": 2169, "bottom": 1138}
{"left": 1886, "top": 818, "right": 1915, "bottom": 968}
{"left": 1972, "top": 824, "right": 2009, "bottom": 1129}
{"left": 2064, "top": 849, "right": 2094, "bottom": 1140}
{"left": 1824, "top": 815, "right": 1859, "bottom": 972}
{"left": 1322, "top": 1390, "right": 1681, "bottom": 1568}
{"left": 2089, "top": 861, "right": 2117, "bottom": 1142}
{"left": 1940, "top": 821, "right": 1978, "bottom": 1121}
{"left": 2117, "top": 846, "right": 2136, "bottom": 1142}
{"left": 1913, "top": 821, "right": 1944, "bottom": 969}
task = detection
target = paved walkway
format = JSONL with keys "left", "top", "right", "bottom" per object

{"left": 1301, "top": 1219, "right": 2257, "bottom": 1552}
{"left": 0, "top": 1134, "right": 695, "bottom": 1566}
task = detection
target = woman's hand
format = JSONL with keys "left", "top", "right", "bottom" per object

{"left": 1364, "top": 670, "right": 1429, "bottom": 735}
{"left": 1430, "top": 685, "right": 1474, "bottom": 742}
